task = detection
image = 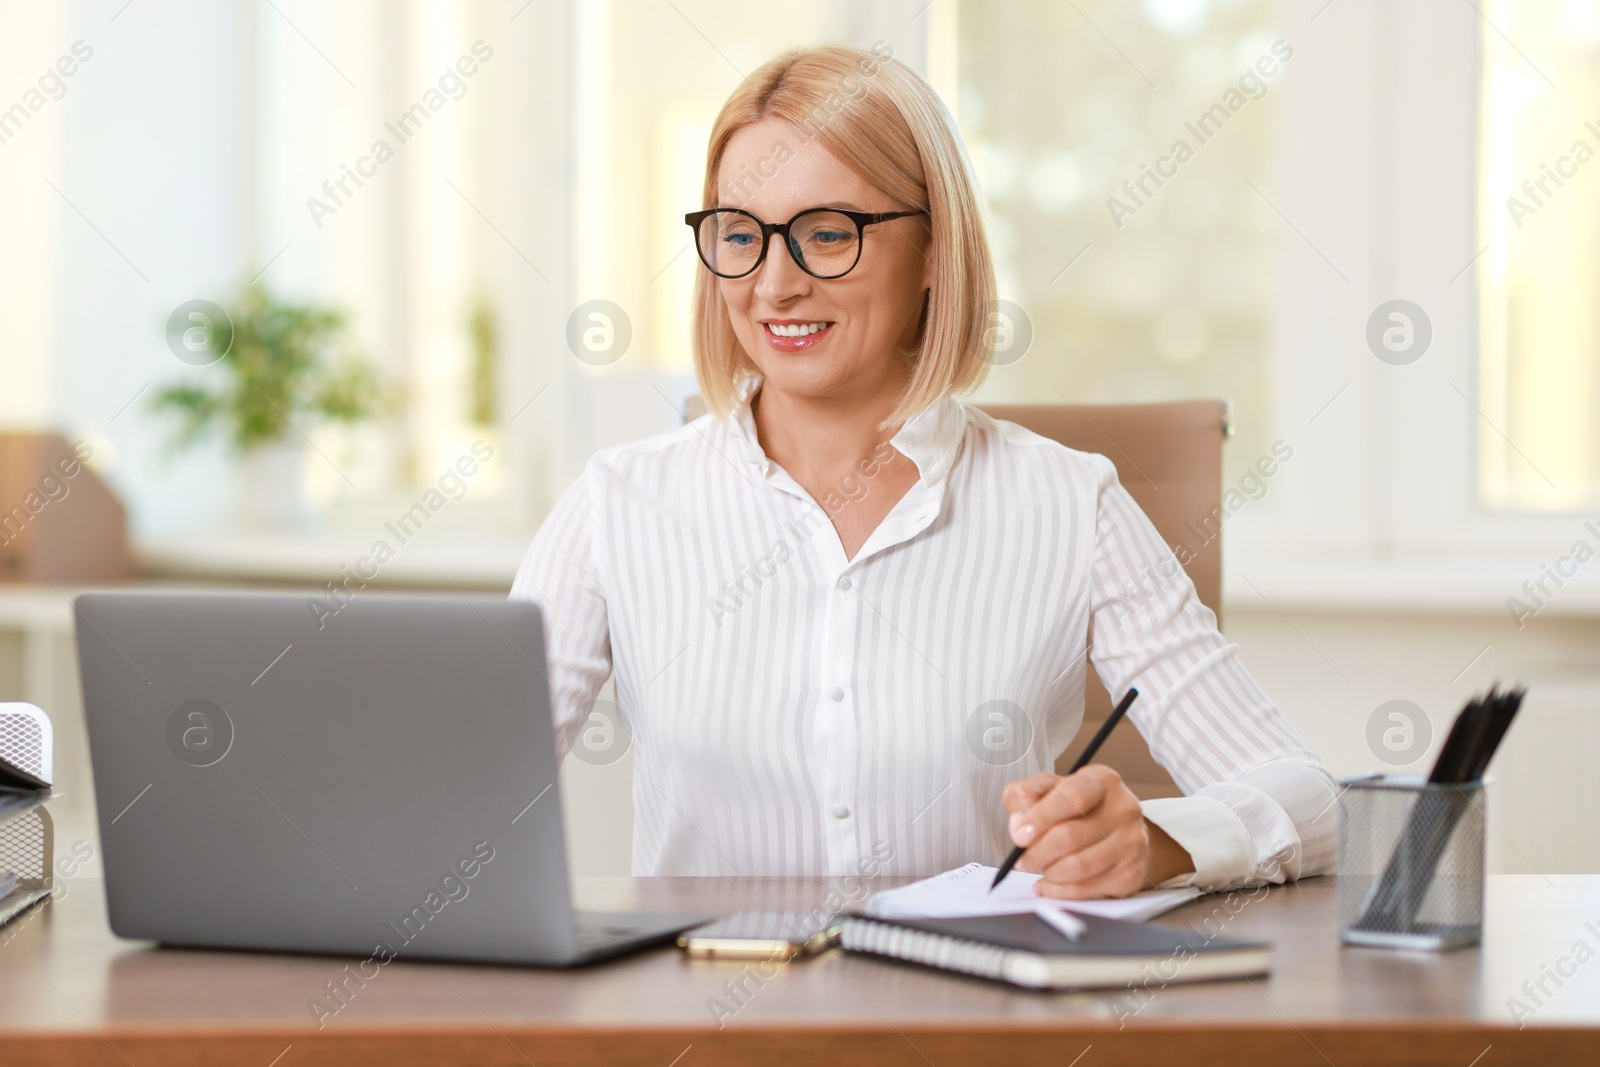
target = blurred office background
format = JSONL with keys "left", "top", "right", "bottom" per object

{"left": 1, "top": 0, "right": 1596, "bottom": 879}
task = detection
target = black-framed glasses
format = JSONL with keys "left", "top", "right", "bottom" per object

{"left": 684, "top": 206, "right": 927, "bottom": 280}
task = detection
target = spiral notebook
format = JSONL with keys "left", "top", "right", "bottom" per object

{"left": 840, "top": 909, "right": 1270, "bottom": 991}
{"left": 864, "top": 862, "right": 1201, "bottom": 923}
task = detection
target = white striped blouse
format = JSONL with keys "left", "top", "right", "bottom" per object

{"left": 509, "top": 376, "right": 1338, "bottom": 890}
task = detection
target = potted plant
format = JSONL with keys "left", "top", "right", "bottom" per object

{"left": 151, "top": 285, "right": 389, "bottom": 529}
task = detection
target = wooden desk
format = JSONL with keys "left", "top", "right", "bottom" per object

{"left": 2, "top": 874, "right": 1596, "bottom": 1065}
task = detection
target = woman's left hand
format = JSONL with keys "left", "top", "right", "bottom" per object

{"left": 1001, "top": 765, "right": 1194, "bottom": 899}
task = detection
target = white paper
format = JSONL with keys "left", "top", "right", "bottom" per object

{"left": 864, "top": 862, "right": 1201, "bottom": 923}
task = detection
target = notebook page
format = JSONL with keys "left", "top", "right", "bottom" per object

{"left": 865, "top": 863, "right": 1200, "bottom": 922}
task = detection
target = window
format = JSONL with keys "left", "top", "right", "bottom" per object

{"left": 1211, "top": 2, "right": 1590, "bottom": 569}
{"left": 957, "top": 0, "right": 1286, "bottom": 489}
{"left": 1477, "top": 0, "right": 1600, "bottom": 514}
{"left": 254, "top": 0, "right": 514, "bottom": 520}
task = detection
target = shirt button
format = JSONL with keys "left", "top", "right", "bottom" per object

{"left": 837, "top": 575, "right": 852, "bottom": 590}
{"left": 832, "top": 803, "right": 850, "bottom": 819}
{"left": 829, "top": 686, "right": 845, "bottom": 702}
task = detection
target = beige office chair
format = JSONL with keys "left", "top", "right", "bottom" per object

{"left": 681, "top": 395, "right": 1232, "bottom": 801}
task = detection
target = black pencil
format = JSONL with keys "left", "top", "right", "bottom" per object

{"left": 989, "top": 687, "right": 1140, "bottom": 892}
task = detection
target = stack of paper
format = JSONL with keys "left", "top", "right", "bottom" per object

{"left": 864, "top": 862, "right": 1201, "bottom": 922}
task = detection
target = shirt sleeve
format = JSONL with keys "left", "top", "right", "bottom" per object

{"left": 1083, "top": 453, "right": 1338, "bottom": 891}
{"left": 508, "top": 460, "right": 612, "bottom": 763}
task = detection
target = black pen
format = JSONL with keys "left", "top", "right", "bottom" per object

{"left": 990, "top": 687, "right": 1140, "bottom": 892}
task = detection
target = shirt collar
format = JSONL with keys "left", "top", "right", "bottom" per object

{"left": 725, "top": 374, "right": 967, "bottom": 488}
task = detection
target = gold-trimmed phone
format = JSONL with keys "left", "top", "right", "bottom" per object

{"left": 677, "top": 910, "right": 842, "bottom": 960}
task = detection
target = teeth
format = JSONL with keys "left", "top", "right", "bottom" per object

{"left": 767, "top": 322, "right": 830, "bottom": 337}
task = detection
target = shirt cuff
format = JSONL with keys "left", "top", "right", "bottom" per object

{"left": 1141, "top": 795, "right": 1257, "bottom": 891}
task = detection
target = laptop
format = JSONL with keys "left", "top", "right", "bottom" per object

{"left": 73, "top": 589, "right": 709, "bottom": 965}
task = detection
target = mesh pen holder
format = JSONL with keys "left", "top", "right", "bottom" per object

{"left": 1337, "top": 774, "right": 1486, "bottom": 951}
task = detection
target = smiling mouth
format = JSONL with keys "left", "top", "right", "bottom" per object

{"left": 761, "top": 321, "right": 835, "bottom": 351}
{"left": 765, "top": 321, "right": 831, "bottom": 337}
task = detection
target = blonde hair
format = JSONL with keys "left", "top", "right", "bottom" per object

{"left": 690, "top": 44, "right": 996, "bottom": 429}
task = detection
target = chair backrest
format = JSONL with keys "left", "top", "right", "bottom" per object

{"left": 680, "top": 396, "right": 1230, "bottom": 800}
{"left": 978, "top": 401, "right": 1228, "bottom": 800}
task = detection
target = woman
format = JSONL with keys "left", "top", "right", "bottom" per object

{"left": 511, "top": 44, "right": 1336, "bottom": 898}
